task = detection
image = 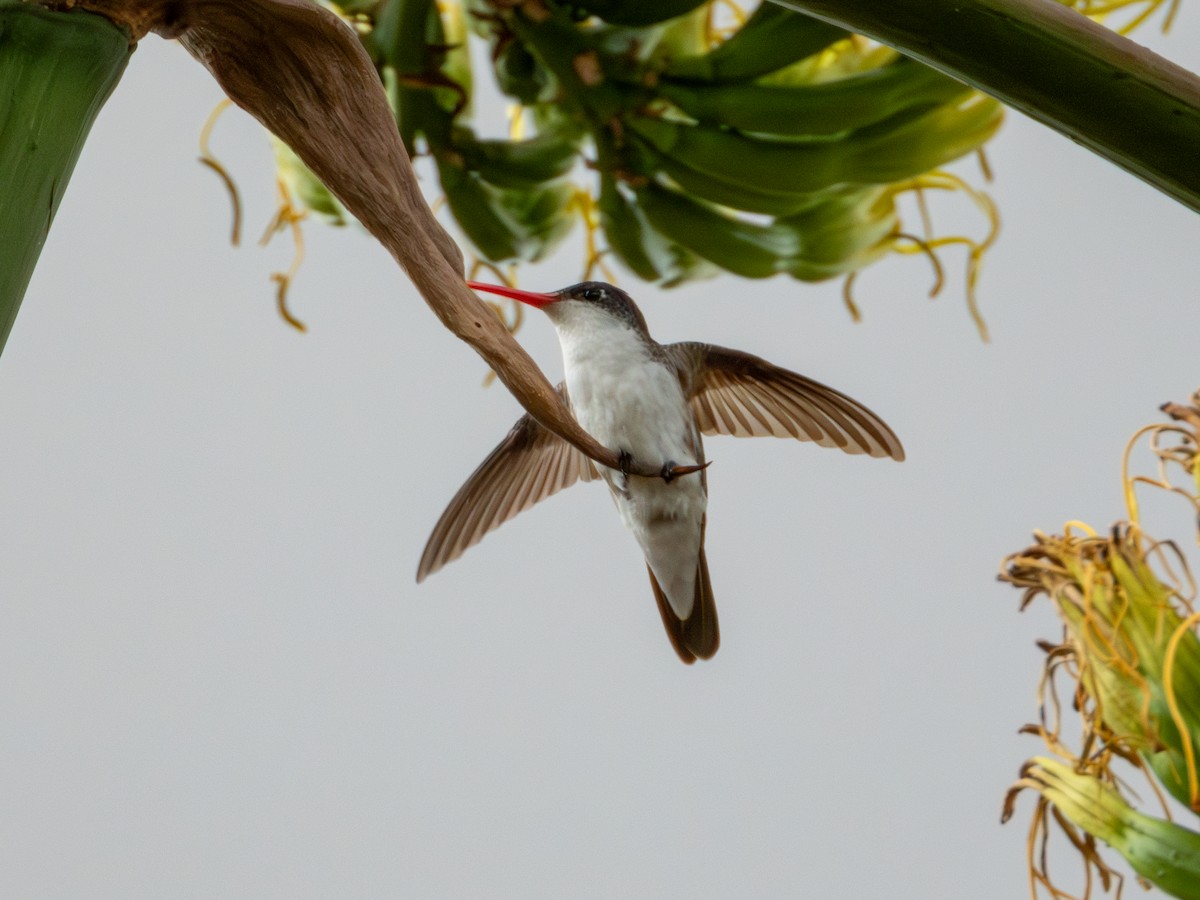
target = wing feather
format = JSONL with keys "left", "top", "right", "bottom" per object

{"left": 666, "top": 342, "right": 905, "bottom": 461}
{"left": 417, "top": 390, "right": 599, "bottom": 582}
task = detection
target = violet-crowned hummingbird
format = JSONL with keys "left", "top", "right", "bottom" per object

{"left": 417, "top": 281, "right": 904, "bottom": 663}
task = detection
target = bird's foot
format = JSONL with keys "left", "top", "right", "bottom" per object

{"left": 618, "top": 449, "right": 634, "bottom": 477}
{"left": 661, "top": 459, "right": 712, "bottom": 483}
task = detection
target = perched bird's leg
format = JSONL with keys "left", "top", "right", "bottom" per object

{"left": 618, "top": 449, "right": 634, "bottom": 477}
{"left": 619, "top": 449, "right": 711, "bottom": 483}
{"left": 661, "top": 459, "right": 713, "bottom": 483}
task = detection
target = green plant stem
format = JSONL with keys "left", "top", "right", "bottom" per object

{"left": 0, "top": 1, "right": 132, "bottom": 358}
{"left": 768, "top": 0, "right": 1200, "bottom": 213}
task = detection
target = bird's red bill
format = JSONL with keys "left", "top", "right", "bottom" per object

{"left": 466, "top": 281, "right": 558, "bottom": 308}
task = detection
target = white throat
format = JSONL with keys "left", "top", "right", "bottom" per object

{"left": 545, "top": 301, "right": 651, "bottom": 385}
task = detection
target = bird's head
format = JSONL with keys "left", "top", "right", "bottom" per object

{"left": 467, "top": 280, "right": 648, "bottom": 337}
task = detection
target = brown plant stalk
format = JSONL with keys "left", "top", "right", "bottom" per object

{"left": 39, "top": 0, "right": 651, "bottom": 475}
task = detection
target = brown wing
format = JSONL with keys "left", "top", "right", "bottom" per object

{"left": 664, "top": 342, "right": 905, "bottom": 461}
{"left": 417, "top": 389, "right": 599, "bottom": 582}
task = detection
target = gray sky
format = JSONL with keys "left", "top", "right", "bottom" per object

{"left": 3, "top": 12, "right": 1200, "bottom": 899}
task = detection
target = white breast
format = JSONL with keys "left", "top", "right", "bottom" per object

{"left": 550, "top": 303, "right": 695, "bottom": 465}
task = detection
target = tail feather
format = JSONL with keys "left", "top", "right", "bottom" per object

{"left": 646, "top": 547, "right": 720, "bottom": 663}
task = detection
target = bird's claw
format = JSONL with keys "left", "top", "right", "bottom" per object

{"left": 661, "top": 459, "right": 712, "bottom": 483}
{"left": 616, "top": 451, "right": 711, "bottom": 482}
{"left": 618, "top": 449, "right": 634, "bottom": 477}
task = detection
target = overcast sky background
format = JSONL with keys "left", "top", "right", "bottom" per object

{"left": 3, "top": 9, "right": 1200, "bottom": 899}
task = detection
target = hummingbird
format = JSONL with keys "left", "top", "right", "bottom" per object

{"left": 417, "top": 281, "right": 904, "bottom": 663}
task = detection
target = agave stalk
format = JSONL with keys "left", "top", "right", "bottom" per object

{"left": 768, "top": 0, "right": 1200, "bottom": 213}
{"left": 0, "top": 1, "right": 131, "bottom": 356}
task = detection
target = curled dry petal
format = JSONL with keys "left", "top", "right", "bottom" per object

{"left": 38, "top": 0, "right": 646, "bottom": 475}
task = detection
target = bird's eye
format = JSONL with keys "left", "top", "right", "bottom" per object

{"left": 582, "top": 287, "right": 603, "bottom": 301}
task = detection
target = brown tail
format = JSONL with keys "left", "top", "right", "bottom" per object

{"left": 646, "top": 546, "right": 720, "bottom": 664}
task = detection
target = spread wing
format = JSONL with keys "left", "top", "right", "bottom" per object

{"left": 417, "top": 388, "right": 599, "bottom": 582}
{"left": 664, "top": 342, "right": 905, "bottom": 461}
